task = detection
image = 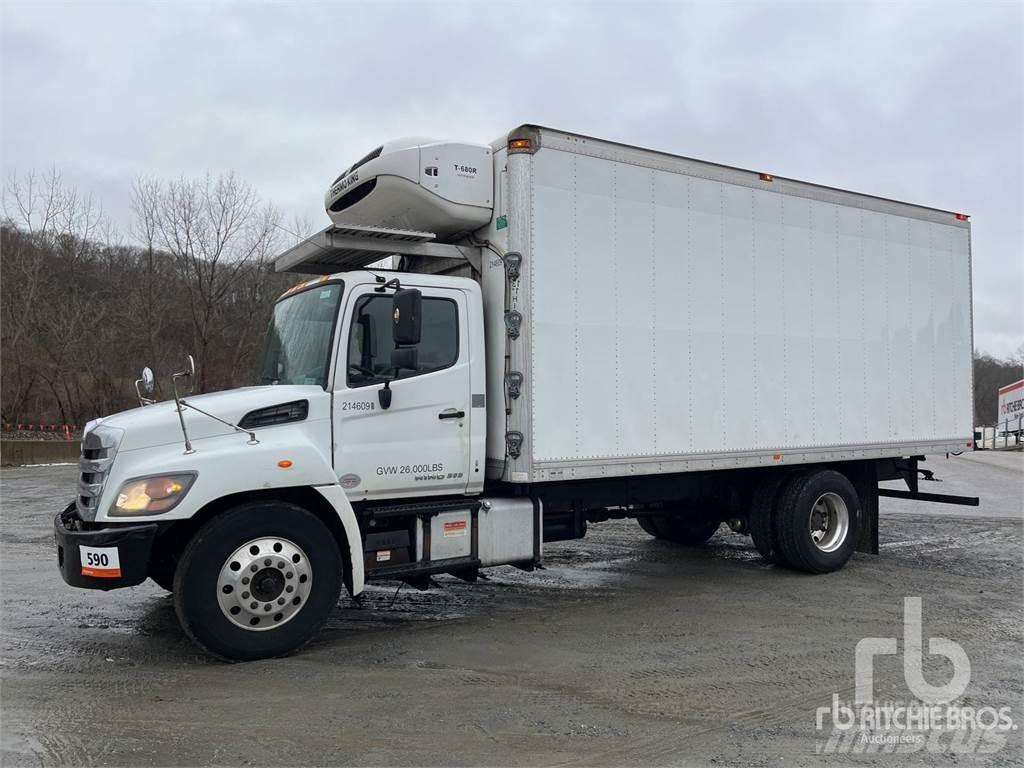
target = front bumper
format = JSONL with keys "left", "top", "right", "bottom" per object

{"left": 54, "top": 503, "right": 158, "bottom": 590}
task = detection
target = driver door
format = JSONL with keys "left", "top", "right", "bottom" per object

{"left": 333, "top": 284, "right": 471, "bottom": 500}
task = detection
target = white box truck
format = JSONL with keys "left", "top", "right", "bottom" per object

{"left": 54, "top": 125, "right": 978, "bottom": 660}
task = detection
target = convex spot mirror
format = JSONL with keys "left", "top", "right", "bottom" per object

{"left": 173, "top": 354, "right": 197, "bottom": 396}
{"left": 392, "top": 288, "right": 422, "bottom": 346}
{"left": 140, "top": 367, "right": 155, "bottom": 395}
{"left": 182, "top": 354, "right": 196, "bottom": 394}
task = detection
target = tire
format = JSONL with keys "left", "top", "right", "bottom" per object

{"left": 748, "top": 474, "right": 787, "bottom": 564}
{"left": 776, "top": 469, "right": 860, "bottom": 574}
{"left": 173, "top": 501, "right": 343, "bottom": 661}
{"left": 638, "top": 513, "right": 721, "bottom": 546}
{"left": 637, "top": 516, "right": 661, "bottom": 537}
{"left": 149, "top": 557, "right": 176, "bottom": 592}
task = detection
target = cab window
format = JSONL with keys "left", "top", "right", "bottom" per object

{"left": 347, "top": 294, "right": 458, "bottom": 387}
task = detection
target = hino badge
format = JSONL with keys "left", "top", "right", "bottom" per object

{"left": 54, "top": 125, "right": 977, "bottom": 660}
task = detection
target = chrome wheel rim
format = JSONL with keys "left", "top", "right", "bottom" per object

{"left": 217, "top": 537, "right": 312, "bottom": 631}
{"left": 808, "top": 492, "right": 849, "bottom": 553}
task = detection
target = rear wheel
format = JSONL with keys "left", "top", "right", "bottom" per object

{"left": 637, "top": 512, "right": 722, "bottom": 546}
{"left": 173, "top": 501, "right": 343, "bottom": 661}
{"left": 748, "top": 474, "right": 787, "bottom": 564}
{"left": 776, "top": 470, "right": 860, "bottom": 573}
{"left": 637, "top": 516, "right": 660, "bottom": 537}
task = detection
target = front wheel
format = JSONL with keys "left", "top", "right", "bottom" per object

{"left": 148, "top": 558, "right": 176, "bottom": 592}
{"left": 173, "top": 501, "right": 343, "bottom": 661}
{"left": 148, "top": 540, "right": 179, "bottom": 592}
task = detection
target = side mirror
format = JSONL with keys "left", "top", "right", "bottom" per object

{"left": 379, "top": 288, "right": 421, "bottom": 412}
{"left": 135, "top": 366, "right": 156, "bottom": 405}
{"left": 184, "top": 354, "right": 196, "bottom": 394}
{"left": 390, "top": 347, "right": 419, "bottom": 372}
{"left": 392, "top": 288, "right": 422, "bottom": 346}
{"left": 172, "top": 354, "right": 197, "bottom": 401}
{"left": 379, "top": 348, "right": 418, "bottom": 409}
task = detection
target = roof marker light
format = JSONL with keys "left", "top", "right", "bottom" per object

{"left": 509, "top": 138, "right": 531, "bottom": 150}
{"left": 759, "top": 173, "right": 774, "bottom": 182}
{"left": 955, "top": 213, "right": 969, "bottom": 221}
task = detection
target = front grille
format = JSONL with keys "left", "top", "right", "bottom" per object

{"left": 75, "top": 425, "right": 123, "bottom": 522}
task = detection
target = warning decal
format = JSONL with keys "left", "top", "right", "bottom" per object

{"left": 443, "top": 521, "right": 467, "bottom": 538}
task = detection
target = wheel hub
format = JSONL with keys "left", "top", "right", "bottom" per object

{"left": 216, "top": 537, "right": 312, "bottom": 631}
{"left": 251, "top": 568, "right": 285, "bottom": 602}
{"left": 808, "top": 492, "right": 850, "bottom": 553}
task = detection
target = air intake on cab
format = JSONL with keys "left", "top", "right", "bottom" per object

{"left": 324, "top": 137, "right": 494, "bottom": 240}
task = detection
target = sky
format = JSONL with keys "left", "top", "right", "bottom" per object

{"left": 1, "top": 0, "right": 1021, "bottom": 358}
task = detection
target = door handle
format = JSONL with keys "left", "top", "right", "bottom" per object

{"left": 438, "top": 410, "right": 465, "bottom": 420}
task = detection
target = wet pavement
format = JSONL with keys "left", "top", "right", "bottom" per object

{"left": 1, "top": 453, "right": 1022, "bottom": 766}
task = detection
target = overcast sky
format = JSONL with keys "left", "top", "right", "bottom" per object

{"left": 2, "top": 1, "right": 1021, "bottom": 357}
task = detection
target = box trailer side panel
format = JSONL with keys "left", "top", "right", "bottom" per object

{"left": 997, "top": 379, "right": 1024, "bottom": 433}
{"left": 512, "top": 132, "right": 973, "bottom": 480}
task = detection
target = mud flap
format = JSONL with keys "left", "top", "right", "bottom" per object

{"left": 852, "top": 466, "right": 879, "bottom": 555}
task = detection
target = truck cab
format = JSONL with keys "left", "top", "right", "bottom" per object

{"left": 52, "top": 136, "right": 527, "bottom": 661}
{"left": 53, "top": 263, "right": 538, "bottom": 659}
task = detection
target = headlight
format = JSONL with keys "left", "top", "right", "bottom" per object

{"left": 110, "top": 473, "right": 197, "bottom": 516}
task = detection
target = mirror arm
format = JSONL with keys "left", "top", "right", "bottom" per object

{"left": 135, "top": 366, "right": 156, "bottom": 407}
{"left": 134, "top": 378, "right": 155, "bottom": 407}
{"left": 171, "top": 372, "right": 195, "bottom": 454}
{"left": 374, "top": 277, "right": 402, "bottom": 294}
{"left": 178, "top": 400, "right": 259, "bottom": 445}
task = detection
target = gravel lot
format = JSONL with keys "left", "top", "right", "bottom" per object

{"left": 2, "top": 453, "right": 1021, "bottom": 767}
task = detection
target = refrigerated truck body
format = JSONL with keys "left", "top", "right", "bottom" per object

{"left": 54, "top": 125, "right": 976, "bottom": 660}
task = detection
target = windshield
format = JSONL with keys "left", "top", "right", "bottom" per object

{"left": 257, "top": 282, "right": 343, "bottom": 387}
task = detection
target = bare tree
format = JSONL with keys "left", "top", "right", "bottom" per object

{"left": 2, "top": 168, "right": 290, "bottom": 427}
{"left": 2, "top": 169, "right": 108, "bottom": 424}
{"left": 973, "top": 350, "right": 1024, "bottom": 425}
{"left": 131, "top": 172, "right": 282, "bottom": 391}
